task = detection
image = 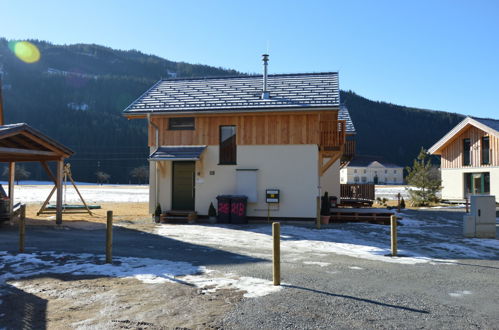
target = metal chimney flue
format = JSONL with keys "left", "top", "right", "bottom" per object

{"left": 261, "top": 54, "right": 270, "bottom": 100}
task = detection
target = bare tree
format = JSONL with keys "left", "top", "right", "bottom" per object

{"left": 2, "top": 165, "right": 31, "bottom": 184}
{"left": 95, "top": 171, "right": 110, "bottom": 185}
{"left": 130, "top": 165, "right": 149, "bottom": 184}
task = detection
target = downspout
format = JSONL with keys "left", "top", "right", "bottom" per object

{"left": 148, "top": 114, "right": 160, "bottom": 211}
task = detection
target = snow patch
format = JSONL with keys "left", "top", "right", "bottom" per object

{"left": 303, "top": 261, "right": 330, "bottom": 267}
{"left": 449, "top": 290, "right": 472, "bottom": 298}
{"left": 0, "top": 252, "right": 280, "bottom": 298}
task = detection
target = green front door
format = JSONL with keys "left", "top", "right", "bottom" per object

{"left": 172, "top": 161, "right": 195, "bottom": 210}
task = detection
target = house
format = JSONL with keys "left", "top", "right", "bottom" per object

{"left": 123, "top": 56, "right": 355, "bottom": 219}
{"left": 429, "top": 116, "right": 499, "bottom": 202}
{"left": 340, "top": 155, "right": 404, "bottom": 185}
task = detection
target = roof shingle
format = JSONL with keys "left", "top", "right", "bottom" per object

{"left": 124, "top": 72, "right": 340, "bottom": 114}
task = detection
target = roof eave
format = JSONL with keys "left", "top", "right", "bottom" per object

{"left": 123, "top": 105, "right": 340, "bottom": 118}
{"left": 429, "top": 117, "right": 499, "bottom": 155}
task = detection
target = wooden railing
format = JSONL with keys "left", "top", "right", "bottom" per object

{"left": 320, "top": 120, "right": 346, "bottom": 150}
{"left": 343, "top": 139, "right": 355, "bottom": 158}
{"left": 340, "top": 184, "right": 375, "bottom": 201}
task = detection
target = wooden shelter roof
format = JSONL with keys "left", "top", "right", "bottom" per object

{"left": 0, "top": 123, "right": 74, "bottom": 162}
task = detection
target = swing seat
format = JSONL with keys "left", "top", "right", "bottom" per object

{"left": 46, "top": 204, "right": 101, "bottom": 210}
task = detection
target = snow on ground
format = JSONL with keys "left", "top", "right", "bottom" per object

{"left": 0, "top": 251, "right": 280, "bottom": 298}
{"left": 9, "top": 185, "right": 149, "bottom": 204}
{"left": 156, "top": 212, "right": 499, "bottom": 265}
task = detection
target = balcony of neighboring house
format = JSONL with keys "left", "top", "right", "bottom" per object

{"left": 319, "top": 119, "right": 346, "bottom": 156}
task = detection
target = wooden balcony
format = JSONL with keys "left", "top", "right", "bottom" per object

{"left": 319, "top": 120, "right": 346, "bottom": 153}
{"left": 343, "top": 139, "right": 356, "bottom": 159}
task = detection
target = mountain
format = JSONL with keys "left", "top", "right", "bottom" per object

{"left": 0, "top": 38, "right": 463, "bottom": 183}
{"left": 341, "top": 91, "right": 463, "bottom": 166}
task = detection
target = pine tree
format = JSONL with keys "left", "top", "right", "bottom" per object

{"left": 405, "top": 148, "right": 441, "bottom": 206}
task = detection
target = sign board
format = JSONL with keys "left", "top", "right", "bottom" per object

{"left": 266, "top": 189, "right": 280, "bottom": 203}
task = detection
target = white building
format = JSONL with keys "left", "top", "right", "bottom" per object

{"left": 123, "top": 61, "right": 356, "bottom": 219}
{"left": 429, "top": 116, "right": 499, "bottom": 202}
{"left": 340, "top": 155, "right": 404, "bottom": 185}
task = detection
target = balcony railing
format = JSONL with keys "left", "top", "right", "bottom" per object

{"left": 320, "top": 120, "right": 346, "bottom": 151}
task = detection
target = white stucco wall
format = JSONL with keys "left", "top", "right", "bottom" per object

{"left": 320, "top": 158, "right": 340, "bottom": 199}
{"left": 150, "top": 145, "right": 323, "bottom": 218}
{"left": 340, "top": 166, "right": 404, "bottom": 185}
{"left": 441, "top": 167, "right": 499, "bottom": 202}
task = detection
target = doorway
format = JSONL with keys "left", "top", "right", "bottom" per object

{"left": 172, "top": 161, "right": 195, "bottom": 210}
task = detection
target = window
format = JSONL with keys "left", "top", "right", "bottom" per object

{"left": 219, "top": 126, "right": 236, "bottom": 164}
{"left": 384, "top": 170, "right": 388, "bottom": 174}
{"left": 354, "top": 176, "right": 360, "bottom": 183}
{"left": 482, "top": 136, "right": 490, "bottom": 165}
{"left": 394, "top": 170, "right": 397, "bottom": 174}
{"left": 463, "top": 138, "right": 471, "bottom": 166}
{"left": 363, "top": 169, "right": 367, "bottom": 174}
{"left": 393, "top": 178, "right": 397, "bottom": 183}
{"left": 361, "top": 176, "right": 367, "bottom": 183}
{"left": 354, "top": 169, "right": 357, "bottom": 173}
{"left": 384, "top": 177, "right": 388, "bottom": 183}
{"left": 464, "top": 172, "right": 490, "bottom": 194}
{"left": 169, "top": 117, "right": 195, "bottom": 130}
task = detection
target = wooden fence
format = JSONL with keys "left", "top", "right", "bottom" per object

{"left": 340, "top": 184, "right": 375, "bottom": 201}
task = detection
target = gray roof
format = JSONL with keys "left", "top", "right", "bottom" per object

{"left": 472, "top": 117, "right": 499, "bottom": 133}
{"left": 339, "top": 105, "right": 356, "bottom": 134}
{"left": 149, "top": 146, "right": 207, "bottom": 161}
{"left": 124, "top": 72, "right": 340, "bottom": 114}
{"left": 0, "top": 123, "right": 74, "bottom": 156}
{"left": 346, "top": 155, "right": 402, "bottom": 169}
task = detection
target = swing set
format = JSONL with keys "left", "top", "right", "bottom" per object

{"left": 37, "top": 163, "right": 100, "bottom": 216}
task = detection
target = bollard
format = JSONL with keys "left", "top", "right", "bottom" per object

{"left": 19, "top": 205, "right": 26, "bottom": 253}
{"left": 390, "top": 215, "right": 397, "bottom": 256}
{"left": 272, "top": 222, "right": 280, "bottom": 286}
{"left": 316, "top": 196, "right": 321, "bottom": 230}
{"left": 397, "top": 193, "right": 401, "bottom": 213}
{"left": 106, "top": 210, "right": 113, "bottom": 264}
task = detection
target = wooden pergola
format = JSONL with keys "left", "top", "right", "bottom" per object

{"left": 0, "top": 123, "right": 74, "bottom": 224}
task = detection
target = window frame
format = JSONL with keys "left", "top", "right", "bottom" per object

{"left": 463, "top": 138, "right": 471, "bottom": 166}
{"left": 482, "top": 136, "right": 490, "bottom": 165}
{"left": 168, "top": 117, "right": 195, "bottom": 130}
{"left": 219, "top": 125, "right": 237, "bottom": 165}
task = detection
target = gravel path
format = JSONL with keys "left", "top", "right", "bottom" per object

{"left": 0, "top": 209, "right": 498, "bottom": 328}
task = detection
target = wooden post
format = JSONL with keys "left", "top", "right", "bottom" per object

{"left": 55, "top": 159, "right": 63, "bottom": 225}
{"left": 8, "top": 162, "right": 15, "bottom": 222}
{"left": 390, "top": 215, "right": 397, "bottom": 256}
{"left": 316, "top": 196, "right": 321, "bottom": 230}
{"left": 106, "top": 210, "right": 113, "bottom": 264}
{"left": 272, "top": 222, "right": 280, "bottom": 286}
{"left": 19, "top": 205, "right": 26, "bottom": 253}
{"left": 397, "top": 193, "right": 401, "bottom": 213}
{"left": 465, "top": 196, "right": 469, "bottom": 213}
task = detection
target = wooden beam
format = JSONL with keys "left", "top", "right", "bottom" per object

{"left": 41, "top": 161, "right": 57, "bottom": 184}
{"left": 8, "top": 162, "right": 15, "bottom": 222}
{"left": 10, "top": 135, "right": 39, "bottom": 149}
{"left": 0, "top": 147, "right": 58, "bottom": 157}
{"left": 21, "top": 132, "right": 71, "bottom": 158}
{"left": 56, "top": 159, "right": 63, "bottom": 225}
{"left": 320, "top": 152, "right": 342, "bottom": 176}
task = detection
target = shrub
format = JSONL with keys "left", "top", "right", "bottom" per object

{"left": 208, "top": 202, "right": 217, "bottom": 217}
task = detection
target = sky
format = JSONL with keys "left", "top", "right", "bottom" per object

{"left": 1, "top": 0, "right": 498, "bottom": 118}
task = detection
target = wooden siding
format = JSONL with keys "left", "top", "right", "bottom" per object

{"left": 148, "top": 111, "right": 339, "bottom": 147}
{"left": 441, "top": 125, "right": 499, "bottom": 168}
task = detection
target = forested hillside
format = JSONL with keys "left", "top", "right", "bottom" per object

{"left": 0, "top": 38, "right": 463, "bottom": 183}
{"left": 341, "top": 91, "right": 463, "bottom": 166}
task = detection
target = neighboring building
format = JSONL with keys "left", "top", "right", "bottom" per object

{"left": 340, "top": 155, "right": 404, "bottom": 185}
{"left": 429, "top": 116, "right": 499, "bottom": 202}
{"left": 123, "top": 57, "right": 355, "bottom": 219}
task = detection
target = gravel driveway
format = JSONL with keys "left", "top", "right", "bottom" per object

{"left": 0, "top": 209, "right": 498, "bottom": 329}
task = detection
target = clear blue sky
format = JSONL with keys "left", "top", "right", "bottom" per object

{"left": 1, "top": 0, "right": 498, "bottom": 117}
